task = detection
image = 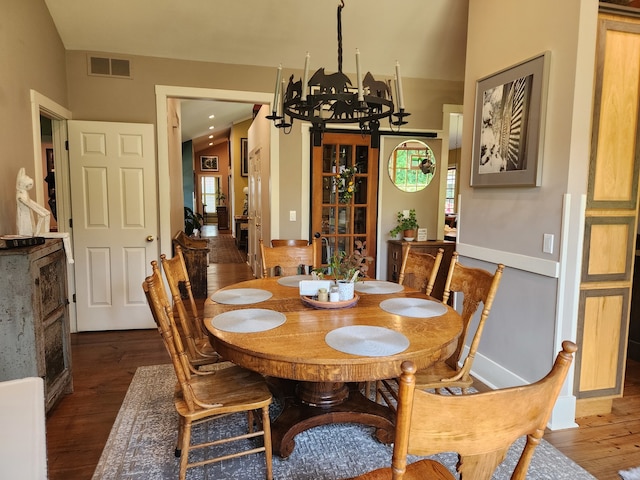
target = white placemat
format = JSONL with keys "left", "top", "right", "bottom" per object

{"left": 354, "top": 280, "right": 404, "bottom": 294}
{"left": 210, "top": 288, "right": 272, "bottom": 305}
{"left": 209, "top": 309, "right": 286, "bottom": 333}
{"left": 276, "top": 275, "right": 314, "bottom": 287}
{"left": 325, "top": 325, "right": 409, "bottom": 357}
{"left": 379, "top": 297, "right": 447, "bottom": 318}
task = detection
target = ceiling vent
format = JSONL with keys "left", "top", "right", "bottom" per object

{"left": 88, "top": 55, "right": 131, "bottom": 78}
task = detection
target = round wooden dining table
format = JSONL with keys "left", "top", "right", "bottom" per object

{"left": 204, "top": 276, "right": 462, "bottom": 458}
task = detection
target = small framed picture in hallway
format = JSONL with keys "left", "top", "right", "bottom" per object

{"left": 241, "top": 138, "right": 248, "bottom": 176}
{"left": 200, "top": 155, "right": 218, "bottom": 172}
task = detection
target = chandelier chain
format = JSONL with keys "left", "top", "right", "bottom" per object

{"left": 337, "top": 2, "right": 344, "bottom": 73}
{"left": 267, "top": 0, "right": 409, "bottom": 145}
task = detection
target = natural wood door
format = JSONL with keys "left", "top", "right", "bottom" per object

{"left": 575, "top": 11, "right": 640, "bottom": 415}
{"left": 311, "top": 132, "right": 379, "bottom": 275}
{"left": 68, "top": 120, "right": 157, "bottom": 331}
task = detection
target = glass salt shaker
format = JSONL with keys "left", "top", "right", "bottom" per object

{"left": 329, "top": 285, "right": 340, "bottom": 302}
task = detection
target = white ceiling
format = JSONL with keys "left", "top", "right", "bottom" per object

{"left": 44, "top": 0, "right": 469, "bottom": 148}
{"left": 180, "top": 100, "right": 255, "bottom": 149}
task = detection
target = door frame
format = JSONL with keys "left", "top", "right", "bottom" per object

{"left": 155, "top": 86, "right": 277, "bottom": 258}
{"left": 30, "top": 90, "right": 77, "bottom": 331}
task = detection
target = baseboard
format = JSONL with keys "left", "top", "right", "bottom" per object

{"left": 470, "top": 348, "right": 578, "bottom": 430}
{"left": 575, "top": 397, "right": 613, "bottom": 417}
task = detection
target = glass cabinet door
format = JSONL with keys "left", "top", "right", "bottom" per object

{"left": 311, "top": 132, "right": 379, "bottom": 277}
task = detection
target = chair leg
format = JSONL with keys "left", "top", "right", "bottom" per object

{"left": 178, "top": 418, "right": 192, "bottom": 480}
{"left": 247, "top": 410, "right": 255, "bottom": 433}
{"left": 262, "top": 405, "right": 273, "bottom": 480}
{"left": 175, "top": 416, "right": 185, "bottom": 457}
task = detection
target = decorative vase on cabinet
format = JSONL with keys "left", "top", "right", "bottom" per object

{"left": 0, "top": 239, "right": 73, "bottom": 412}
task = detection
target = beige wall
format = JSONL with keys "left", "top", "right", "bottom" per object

{"left": 461, "top": 0, "right": 594, "bottom": 260}
{"left": 0, "top": 1, "right": 68, "bottom": 234}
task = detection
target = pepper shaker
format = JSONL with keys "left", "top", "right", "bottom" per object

{"left": 317, "top": 288, "right": 328, "bottom": 302}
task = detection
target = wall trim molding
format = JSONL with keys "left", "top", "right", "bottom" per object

{"left": 456, "top": 242, "right": 560, "bottom": 278}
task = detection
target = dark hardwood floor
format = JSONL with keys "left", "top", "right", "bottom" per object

{"left": 46, "top": 256, "right": 640, "bottom": 479}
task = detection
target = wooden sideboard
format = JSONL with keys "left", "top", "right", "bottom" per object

{"left": 216, "top": 205, "right": 229, "bottom": 230}
{"left": 0, "top": 239, "right": 73, "bottom": 412}
{"left": 234, "top": 215, "right": 248, "bottom": 251}
{"left": 387, "top": 240, "right": 456, "bottom": 301}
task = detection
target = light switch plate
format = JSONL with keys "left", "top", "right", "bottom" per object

{"left": 543, "top": 234, "right": 554, "bottom": 254}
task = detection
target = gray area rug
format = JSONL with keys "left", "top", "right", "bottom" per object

{"left": 620, "top": 467, "right": 640, "bottom": 480}
{"left": 93, "top": 365, "right": 596, "bottom": 480}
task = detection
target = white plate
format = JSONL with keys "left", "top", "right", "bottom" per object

{"left": 354, "top": 281, "right": 404, "bottom": 295}
{"left": 210, "top": 288, "right": 272, "bottom": 305}
{"left": 210, "top": 309, "right": 286, "bottom": 333}
{"left": 276, "top": 275, "right": 314, "bottom": 287}
{"left": 325, "top": 325, "right": 409, "bottom": 357}
{"left": 379, "top": 297, "right": 447, "bottom": 318}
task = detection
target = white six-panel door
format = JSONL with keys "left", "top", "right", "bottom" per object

{"left": 68, "top": 120, "right": 158, "bottom": 331}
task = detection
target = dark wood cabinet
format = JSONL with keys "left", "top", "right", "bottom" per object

{"left": 234, "top": 215, "right": 248, "bottom": 251}
{"left": 387, "top": 240, "right": 456, "bottom": 301}
{"left": 0, "top": 239, "right": 73, "bottom": 411}
{"left": 217, "top": 205, "right": 229, "bottom": 230}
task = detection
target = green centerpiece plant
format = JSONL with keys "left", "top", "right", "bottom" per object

{"left": 314, "top": 240, "right": 373, "bottom": 297}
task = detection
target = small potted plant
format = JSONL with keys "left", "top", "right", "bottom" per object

{"left": 184, "top": 206, "right": 203, "bottom": 237}
{"left": 390, "top": 209, "right": 419, "bottom": 241}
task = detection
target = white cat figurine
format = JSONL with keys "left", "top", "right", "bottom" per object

{"left": 16, "top": 167, "right": 50, "bottom": 236}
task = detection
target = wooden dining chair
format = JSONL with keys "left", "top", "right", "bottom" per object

{"left": 350, "top": 341, "right": 577, "bottom": 480}
{"left": 398, "top": 246, "right": 444, "bottom": 297}
{"left": 158, "top": 250, "right": 220, "bottom": 369}
{"left": 143, "top": 273, "right": 274, "bottom": 480}
{"left": 377, "top": 253, "right": 504, "bottom": 407}
{"left": 260, "top": 237, "right": 317, "bottom": 277}
{"left": 271, "top": 239, "right": 309, "bottom": 247}
{"left": 414, "top": 252, "right": 504, "bottom": 393}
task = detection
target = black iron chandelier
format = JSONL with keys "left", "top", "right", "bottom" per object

{"left": 267, "top": 0, "right": 410, "bottom": 146}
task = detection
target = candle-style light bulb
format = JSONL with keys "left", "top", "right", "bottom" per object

{"left": 301, "top": 52, "right": 311, "bottom": 101}
{"left": 273, "top": 64, "right": 282, "bottom": 114}
{"left": 395, "top": 61, "right": 405, "bottom": 110}
{"left": 281, "top": 78, "right": 286, "bottom": 118}
{"left": 356, "top": 49, "right": 364, "bottom": 102}
{"left": 394, "top": 74, "right": 400, "bottom": 109}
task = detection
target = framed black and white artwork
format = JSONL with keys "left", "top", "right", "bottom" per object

{"left": 471, "top": 51, "right": 550, "bottom": 187}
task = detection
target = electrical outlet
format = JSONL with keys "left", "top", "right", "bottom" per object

{"left": 289, "top": 210, "right": 296, "bottom": 221}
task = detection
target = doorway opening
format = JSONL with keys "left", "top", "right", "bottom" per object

{"left": 155, "top": 86, "right": 275, "bottom": 258}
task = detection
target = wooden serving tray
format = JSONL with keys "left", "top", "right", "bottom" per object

{"left": 300, "top": 294, "right": 360, "bottom": 309}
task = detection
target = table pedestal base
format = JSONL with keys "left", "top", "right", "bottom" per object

{"left": 267, "top": 379, "right": 395, "bottom": 458}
